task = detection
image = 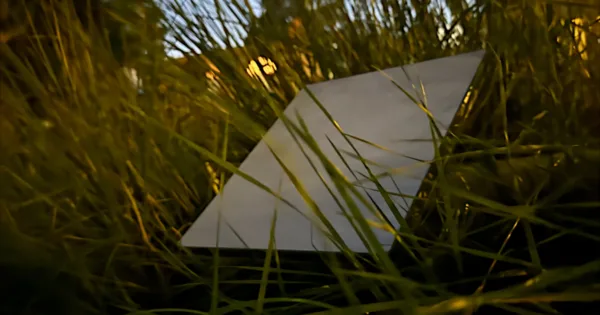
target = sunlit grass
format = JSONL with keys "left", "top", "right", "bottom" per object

{"left": 1, "top": 0, "right": 599, "bottom": 314}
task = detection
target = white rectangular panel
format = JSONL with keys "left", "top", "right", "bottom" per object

{"left": 181, "top": 51, "right": 485, "bottom": 253}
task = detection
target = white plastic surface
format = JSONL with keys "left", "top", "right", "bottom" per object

{"left": 181, "top": 51, "right": 485, "bottom": 253}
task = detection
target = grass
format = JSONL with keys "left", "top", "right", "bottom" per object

{"left": 1, "top": 0, "right": 599, "bottom": 314}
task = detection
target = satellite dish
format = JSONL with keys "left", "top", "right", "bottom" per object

{"left": 182, "top": 51, "right": 485, "bottom": 253}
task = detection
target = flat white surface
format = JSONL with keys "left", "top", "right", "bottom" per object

{"left": 182, "top": 51, "right": 484, "bottom": 253}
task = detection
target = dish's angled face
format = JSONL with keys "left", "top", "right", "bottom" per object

{"left": 182, "top": 51, "right": 485, "bottom": 253}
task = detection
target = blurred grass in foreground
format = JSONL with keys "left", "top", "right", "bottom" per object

{"left": 1, "top": 0, "right": 599, "bottom": 314}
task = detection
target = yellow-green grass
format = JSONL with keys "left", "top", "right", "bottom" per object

{"left": 1, "top": 0, "right": 599, "bottom": 314}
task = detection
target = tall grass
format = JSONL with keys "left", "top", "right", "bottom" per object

{"left": 0, "top": 0, "right": 599, "bottom": 314}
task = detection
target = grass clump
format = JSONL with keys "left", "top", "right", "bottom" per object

{"left": 1, "top": 0, "right": 599, "bottom": 314}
